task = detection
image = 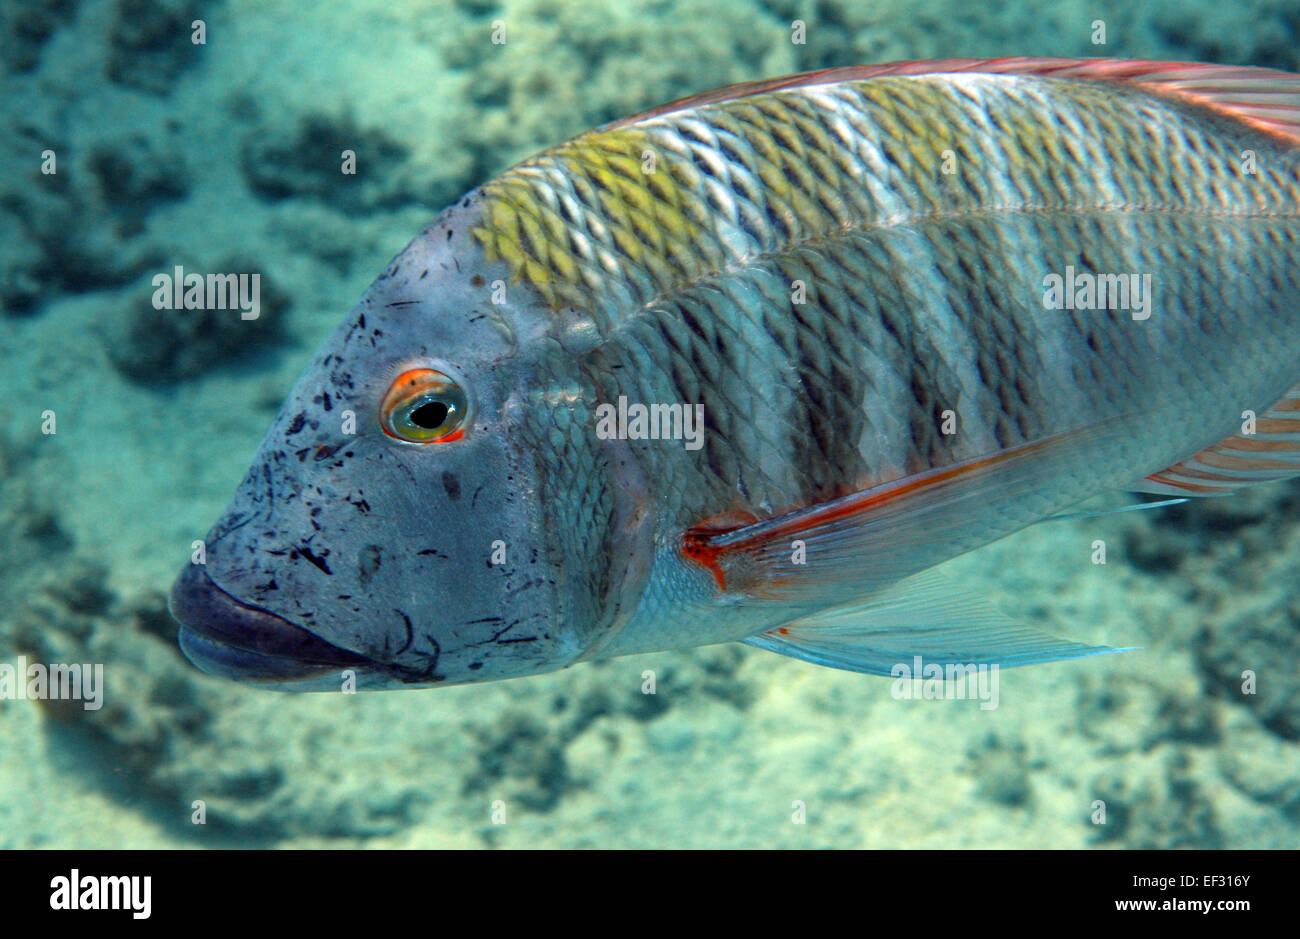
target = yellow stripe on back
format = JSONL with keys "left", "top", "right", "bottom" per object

{"left": 471, "top": 74, "right": 1294, "bottom": 328}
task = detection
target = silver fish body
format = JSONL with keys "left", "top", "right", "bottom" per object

{"left": 171, "top": 59, "right": 1300, "bottom": 689}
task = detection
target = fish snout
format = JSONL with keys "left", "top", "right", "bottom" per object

{"left": 169, "top": 563, "right": 370, "bottom": 685}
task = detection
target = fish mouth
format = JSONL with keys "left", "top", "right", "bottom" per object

{"left": 169, "top": 564, "right": 372, "bottom": 688}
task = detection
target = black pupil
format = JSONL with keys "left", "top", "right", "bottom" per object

{"left": 409, "top": 400, "right": 449, "bottom": 430}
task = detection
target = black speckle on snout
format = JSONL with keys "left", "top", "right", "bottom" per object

{"left": 441, "top": 471, "right": 461, "bottom": 501}
{"left": 291, "top": 544, "right": 332, "bottom": 575}
{"left": 359, "top": 544, "right": 382, "bottom": 586}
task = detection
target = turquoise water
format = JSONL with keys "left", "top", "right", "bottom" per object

{"left": 1, "top": 0, "right": 1297, "bottom": 848}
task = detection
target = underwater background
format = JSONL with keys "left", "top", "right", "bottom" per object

{"left": 2, "top": 0, "right": 1299, "bottom": 848}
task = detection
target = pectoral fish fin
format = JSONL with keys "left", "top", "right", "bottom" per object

{"left": 682, "top": 419, "right": 1126, "bottom": 601}
{"left": 611, "top": 58, "right": 1300, "bottom": 144}
{"left": 1132, "top": 387, "right": 1300, "bottom": 496}
{"left": 1039, "top": 496, "right": 1188, "bottom": 522}
{"left": 742, "top": 569, "right": 1129, "bottom": 676}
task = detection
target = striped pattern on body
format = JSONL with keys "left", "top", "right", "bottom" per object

{"left": 474, "top": 69, "right": 1300, "bottom": 538}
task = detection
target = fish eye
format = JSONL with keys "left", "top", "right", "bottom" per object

{"left": 380, "top": 368, "right": 470, "bottom": 444}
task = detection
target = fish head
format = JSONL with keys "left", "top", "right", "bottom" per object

{"left": 169, "top": 195, "right": 601, "bottom": 690}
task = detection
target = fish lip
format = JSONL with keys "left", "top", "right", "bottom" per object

{"left": 169, "top": 564, "right": 372, "bottom": 684}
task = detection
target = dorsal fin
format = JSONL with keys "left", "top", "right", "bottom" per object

{"left": 605, "top": 57, "right": 1300, "bottom": 144}
{"left": 1135, "top": 385, "right": 1300, "bottom": 496}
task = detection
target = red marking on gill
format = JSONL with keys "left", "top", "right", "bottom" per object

{"left": 679, "top": 509, "right": 761, "bottom": 592}
{"left": 681, "top": 530, "right": 730, "bottom": 590}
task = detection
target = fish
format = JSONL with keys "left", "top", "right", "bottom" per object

{"left": 169, "top": 57, "right": 1300, "bottom": 690}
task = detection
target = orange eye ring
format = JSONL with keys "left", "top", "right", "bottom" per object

{"left": 379, "top": 368, "right": 470, "bottom": 445}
